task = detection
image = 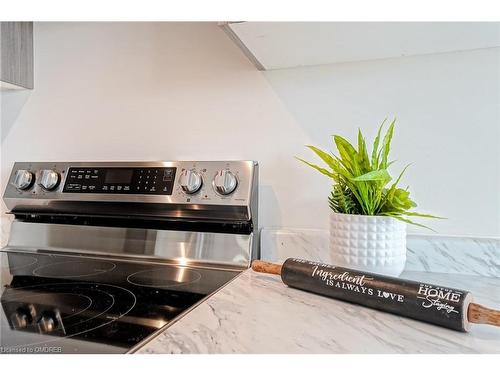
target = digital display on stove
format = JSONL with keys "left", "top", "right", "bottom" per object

{"left": 104, "top": 169, "right": 133, "bottom": 184}
{"left": 63, "top": 167, "right": 177, "bottom": 195}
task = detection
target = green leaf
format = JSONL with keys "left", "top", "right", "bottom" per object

{"left": 378, "top": 161, "right": 408, "bottom": 212}
{"left": 351, "top": 169, "right": 390, "bottom": 182}
{"left": 393, "top": 164, "right": 410, "bottom": 187}
{"left": 334, "top": 135, "right": 358, "bottom": 173}
{"left": 305, "top": 145, "right": 335, "bottom": 167}
{"left": 333, "top": 154, "right": 353, "bottom": 177}
{"left": 357, "top": 128, "right": 370, "bottom": 170}
{"left": 371, "top": 118, "right": 386, "bottom": 169}
{"left": 381, "top": 213, "right": 436, "bottom": 232}
{"left": 329, "top": 183, "right": 360, "bottom": 214}
{"left": 386, "top": 160, "right": 397, "bottom": 168}
{"left": 304, "top": 146, "right": 353, "bottom": 180}
{"left": 380, "top": 118, "right": 396, "bottom": 168}
{"left": 296, "top": 157, "right": 335, "bottom": 179}
{"left": 404, "top": 211, "right": 446, "bottom": 219}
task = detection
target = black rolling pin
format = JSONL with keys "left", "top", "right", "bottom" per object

{"left": 252, "top": 258, "right": 500, "bottom": 332}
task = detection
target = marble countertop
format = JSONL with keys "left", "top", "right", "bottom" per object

{"left": 136, "top": 269, "right": 500, "bottom": 354}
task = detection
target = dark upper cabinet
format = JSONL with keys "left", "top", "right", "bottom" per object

{"left": 0, "top": 22, "right": 34, "bottom": 89}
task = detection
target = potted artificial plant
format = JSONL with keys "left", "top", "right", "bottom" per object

{"left": 299, "top": 119, "right": 438, "bottom": 277}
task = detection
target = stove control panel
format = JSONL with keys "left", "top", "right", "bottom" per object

{"left": 63, "top": 167, "right": 176, "bottom": 195}
{"left": 3, "top": 161, "right": 258, "bottom": 208}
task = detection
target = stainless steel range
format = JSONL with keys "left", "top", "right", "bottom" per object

{"left": 0, "top": 161, "right": 258, "bottom": 353}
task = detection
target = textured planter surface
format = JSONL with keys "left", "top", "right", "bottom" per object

{"left": 330, "top": 212, "right": 407, "bottom": 276}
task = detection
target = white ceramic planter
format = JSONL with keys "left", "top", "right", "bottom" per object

{"left": 329, "top": 212, "right": 407, "bottom": 277}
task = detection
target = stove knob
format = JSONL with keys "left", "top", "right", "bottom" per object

{"left": 213, "top": 170, "right": 238, "bottom": 195}
{"left": 179, "top": 169, "right": 202, "bottom": 194}
{"left": 13, "top": 170, "right": 34, "bottom": 190}
{"left": 40, "top": 170, "right": 61, "bottom": 191}
{"left": 38, "top": 313, "right": 57, "bottom": 333}
{"left": 11, "top": 311, "right": 31, "bottom": 329}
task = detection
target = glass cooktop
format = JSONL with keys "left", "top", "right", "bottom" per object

{"left": 0, "top": 251, "right": 240, "bottom": 354}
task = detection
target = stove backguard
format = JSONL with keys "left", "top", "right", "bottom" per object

{"left": 6, "top": 222, "right": 252, "bottom": 269}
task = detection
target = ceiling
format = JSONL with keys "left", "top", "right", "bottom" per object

{"left": 222, "top": 22, "right": 500, "bottom": 70}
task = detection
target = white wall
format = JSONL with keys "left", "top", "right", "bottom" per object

{"left": 264, "top": 47, "right": 500, "bottom": 236}
{"left": 1, "top": 22, "right": 499, "bottom": 239}
{"left": 228, "top": 22, "right": 500, "bottom": 69}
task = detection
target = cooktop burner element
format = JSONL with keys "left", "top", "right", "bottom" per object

{"left": 126, "top": 267, "right": 201, "bottom": 288}
{"left": 1, "top": 160, "right": 258, "bottom": 354}
{"left": 0, "top": 251, "right": 240, "bottom": 353}
{"left": 32, "top": 260, "right": 117, "bottom": 278}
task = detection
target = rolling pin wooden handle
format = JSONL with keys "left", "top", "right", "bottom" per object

{"left": 251, "top": 260, "right": 282, "bottom": 275}
{"left": 468, "top": 303, "right": 500, "bottom": 327}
